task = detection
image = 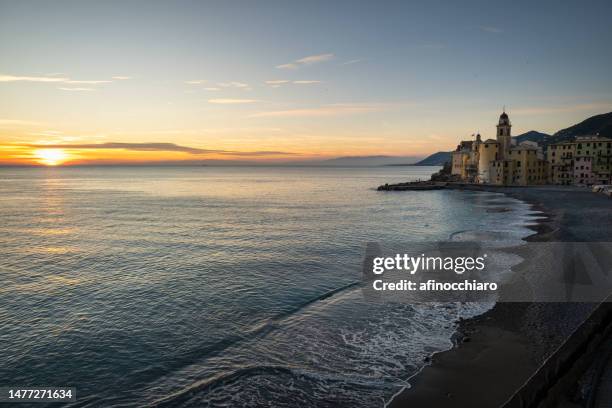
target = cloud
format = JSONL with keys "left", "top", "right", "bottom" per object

{"left": 481, "top": 26, "right": 503, "bottom": 33}
{"left": 58, "top": 87, "right": 95, "bottom": 91}
{"left": 249, "top": 103, "right": 386, "bottom": 118}
{"left": 0, "top": 74, "right": 68, "bottom": 82}
{"left": 0, "top": 73, "right": 129, "bottom": 87}
{"left": 296, "top": 53, "right": 334, "bottom": 65}
{"left": 21, "top": 142, "right": 299, "bottom": 156}
{"left": 112, "top": 76, "right": 131, "bottom": 80}
{"left": 208, "top": 98, "right": 259, "bottom": 104}
{"left": 185, "top": 79, "right": 208, "bottom": 84}
{"left": 218, "top": 81, "right": 249, "bottom": 88}
{"left": 225, "top": 150, "right": 300, "bottom": 156}
{"left": 276, "top": 63, "right": 298, "bottom": 70}
{"left": 25, "top": 142, "right": 211, "bottom": 154}
{"left": 64, "top": 80, "right": 112, "bottom": 84}
{"left": 265, "top": 79, "right": 321, "bottom": 87}
{"left": 276, "top": 53, "right": 334, "bottom": 69}
{"left": 204, "top": 87, "right": 220, "bottom": 91}
{"left": 340, "top": 59, "right": 362, "bottom": 65}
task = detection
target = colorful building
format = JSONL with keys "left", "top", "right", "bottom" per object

{"left": 548, "top": 136, "right": 612, "bottom": 185}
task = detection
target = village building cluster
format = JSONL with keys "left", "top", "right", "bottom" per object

{"left": 450, "top": 112, "right": 611, "bottom": 186}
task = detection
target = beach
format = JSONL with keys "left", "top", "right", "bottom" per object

{"left": 389, "top": 185, "right": 612, "bottom": 407}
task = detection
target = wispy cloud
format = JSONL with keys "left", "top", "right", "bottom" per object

{"left": 58, "top": 87, "right": 95, "bottom": 92}
{"left": 112, "top": 76, "right": 131, "bottom": 80}
{"left": 481, "top": 26, "right": 503, "bottom": 33}
{"left": 218, "top": 81, "right": 249, "bottom": 88}
{"left": 0, "top": 74, "right": 68, "bottom": 83}
{"left": 249, "top": 103, "right": 386, "bottom": 118}
{"left": 276, "top": 63, "right": 299, "bottom": 70}
{"left": 25, "top": 142, "right": 211, "bottom": 154}
{"left": 64, "top": 79, "right": 112, "bottom": 84}
{"left": 340, "top": 59, "right": 362, "bottom": 65}
{"left": 296, "top": 53, "right": 334, "bottom": 64}
{"left": 265, "top": 79, "right": 321, "bottom": 87}
{"left": 21, "top": 142, "right": 299, "bottom": 156}
{"left": 208, "top": 98, "right": 259, "bottom": 104}
{"left": 276, "top": 53, "right": 334, "bottom": 69}
{"left": 0, "top": 73, "right": 129, "bottom": 87}
{"left": 186, "top": 80, "right": 250, "bottom": 89}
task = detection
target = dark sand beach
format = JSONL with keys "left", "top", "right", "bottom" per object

{"left": 390, "top": 186, "right": 612, "bottom": 408}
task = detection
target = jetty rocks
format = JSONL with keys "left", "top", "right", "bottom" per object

{"left": 377, "top": 181, "right": 446, "bottom": 191}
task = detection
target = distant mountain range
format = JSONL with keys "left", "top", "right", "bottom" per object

{"left": 316, "top": 155, "right": 421, "bottom": 166}
{"left": 413, "top": 111, "right": 612, "bottom": 166}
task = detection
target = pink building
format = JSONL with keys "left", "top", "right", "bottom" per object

{"left": 573, "top": 156, "right": 594, "bottom": 185}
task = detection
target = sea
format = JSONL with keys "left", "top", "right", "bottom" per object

{"left": 0, "top": 166, "right": 540, "bottom": 407}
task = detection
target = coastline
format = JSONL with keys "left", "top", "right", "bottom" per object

{"left": 387, "top": 185, "right": 612, "bottom": 408}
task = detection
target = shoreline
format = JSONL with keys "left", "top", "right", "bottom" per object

{"left": 387, "top": 185, "right": 612, "bottom": 407}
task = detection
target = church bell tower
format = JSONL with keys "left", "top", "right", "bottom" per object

{"left": 496, "top": 110, "right": 512, "bottom": 160}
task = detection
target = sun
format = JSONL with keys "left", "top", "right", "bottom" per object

{"left": 34, "top": 149, "right": 69, "bottom": 166}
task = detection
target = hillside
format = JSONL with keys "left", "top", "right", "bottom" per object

{"left": 414, "top": 151, "right": 452, "bottom": 166}
{"left": 550, "top": 111, "right": 612, "bottom": 143}
{"left": 513, "top": 130, "right": 550, "bottom": 144}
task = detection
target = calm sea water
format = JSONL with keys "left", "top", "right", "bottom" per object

{"left": 0, "top": 166, "right": 538, "bottom": 407}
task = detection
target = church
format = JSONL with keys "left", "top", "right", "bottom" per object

{"left": 451, "top": 111, "right": 548, "bottom": 185}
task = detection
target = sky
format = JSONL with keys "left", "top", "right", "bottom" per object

{"left": 1, "top": 0, "right": 611, "bottom": 165}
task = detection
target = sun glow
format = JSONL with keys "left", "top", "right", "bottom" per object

{"left": 34, "top": 149, "right": 69, "bottom": 166}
